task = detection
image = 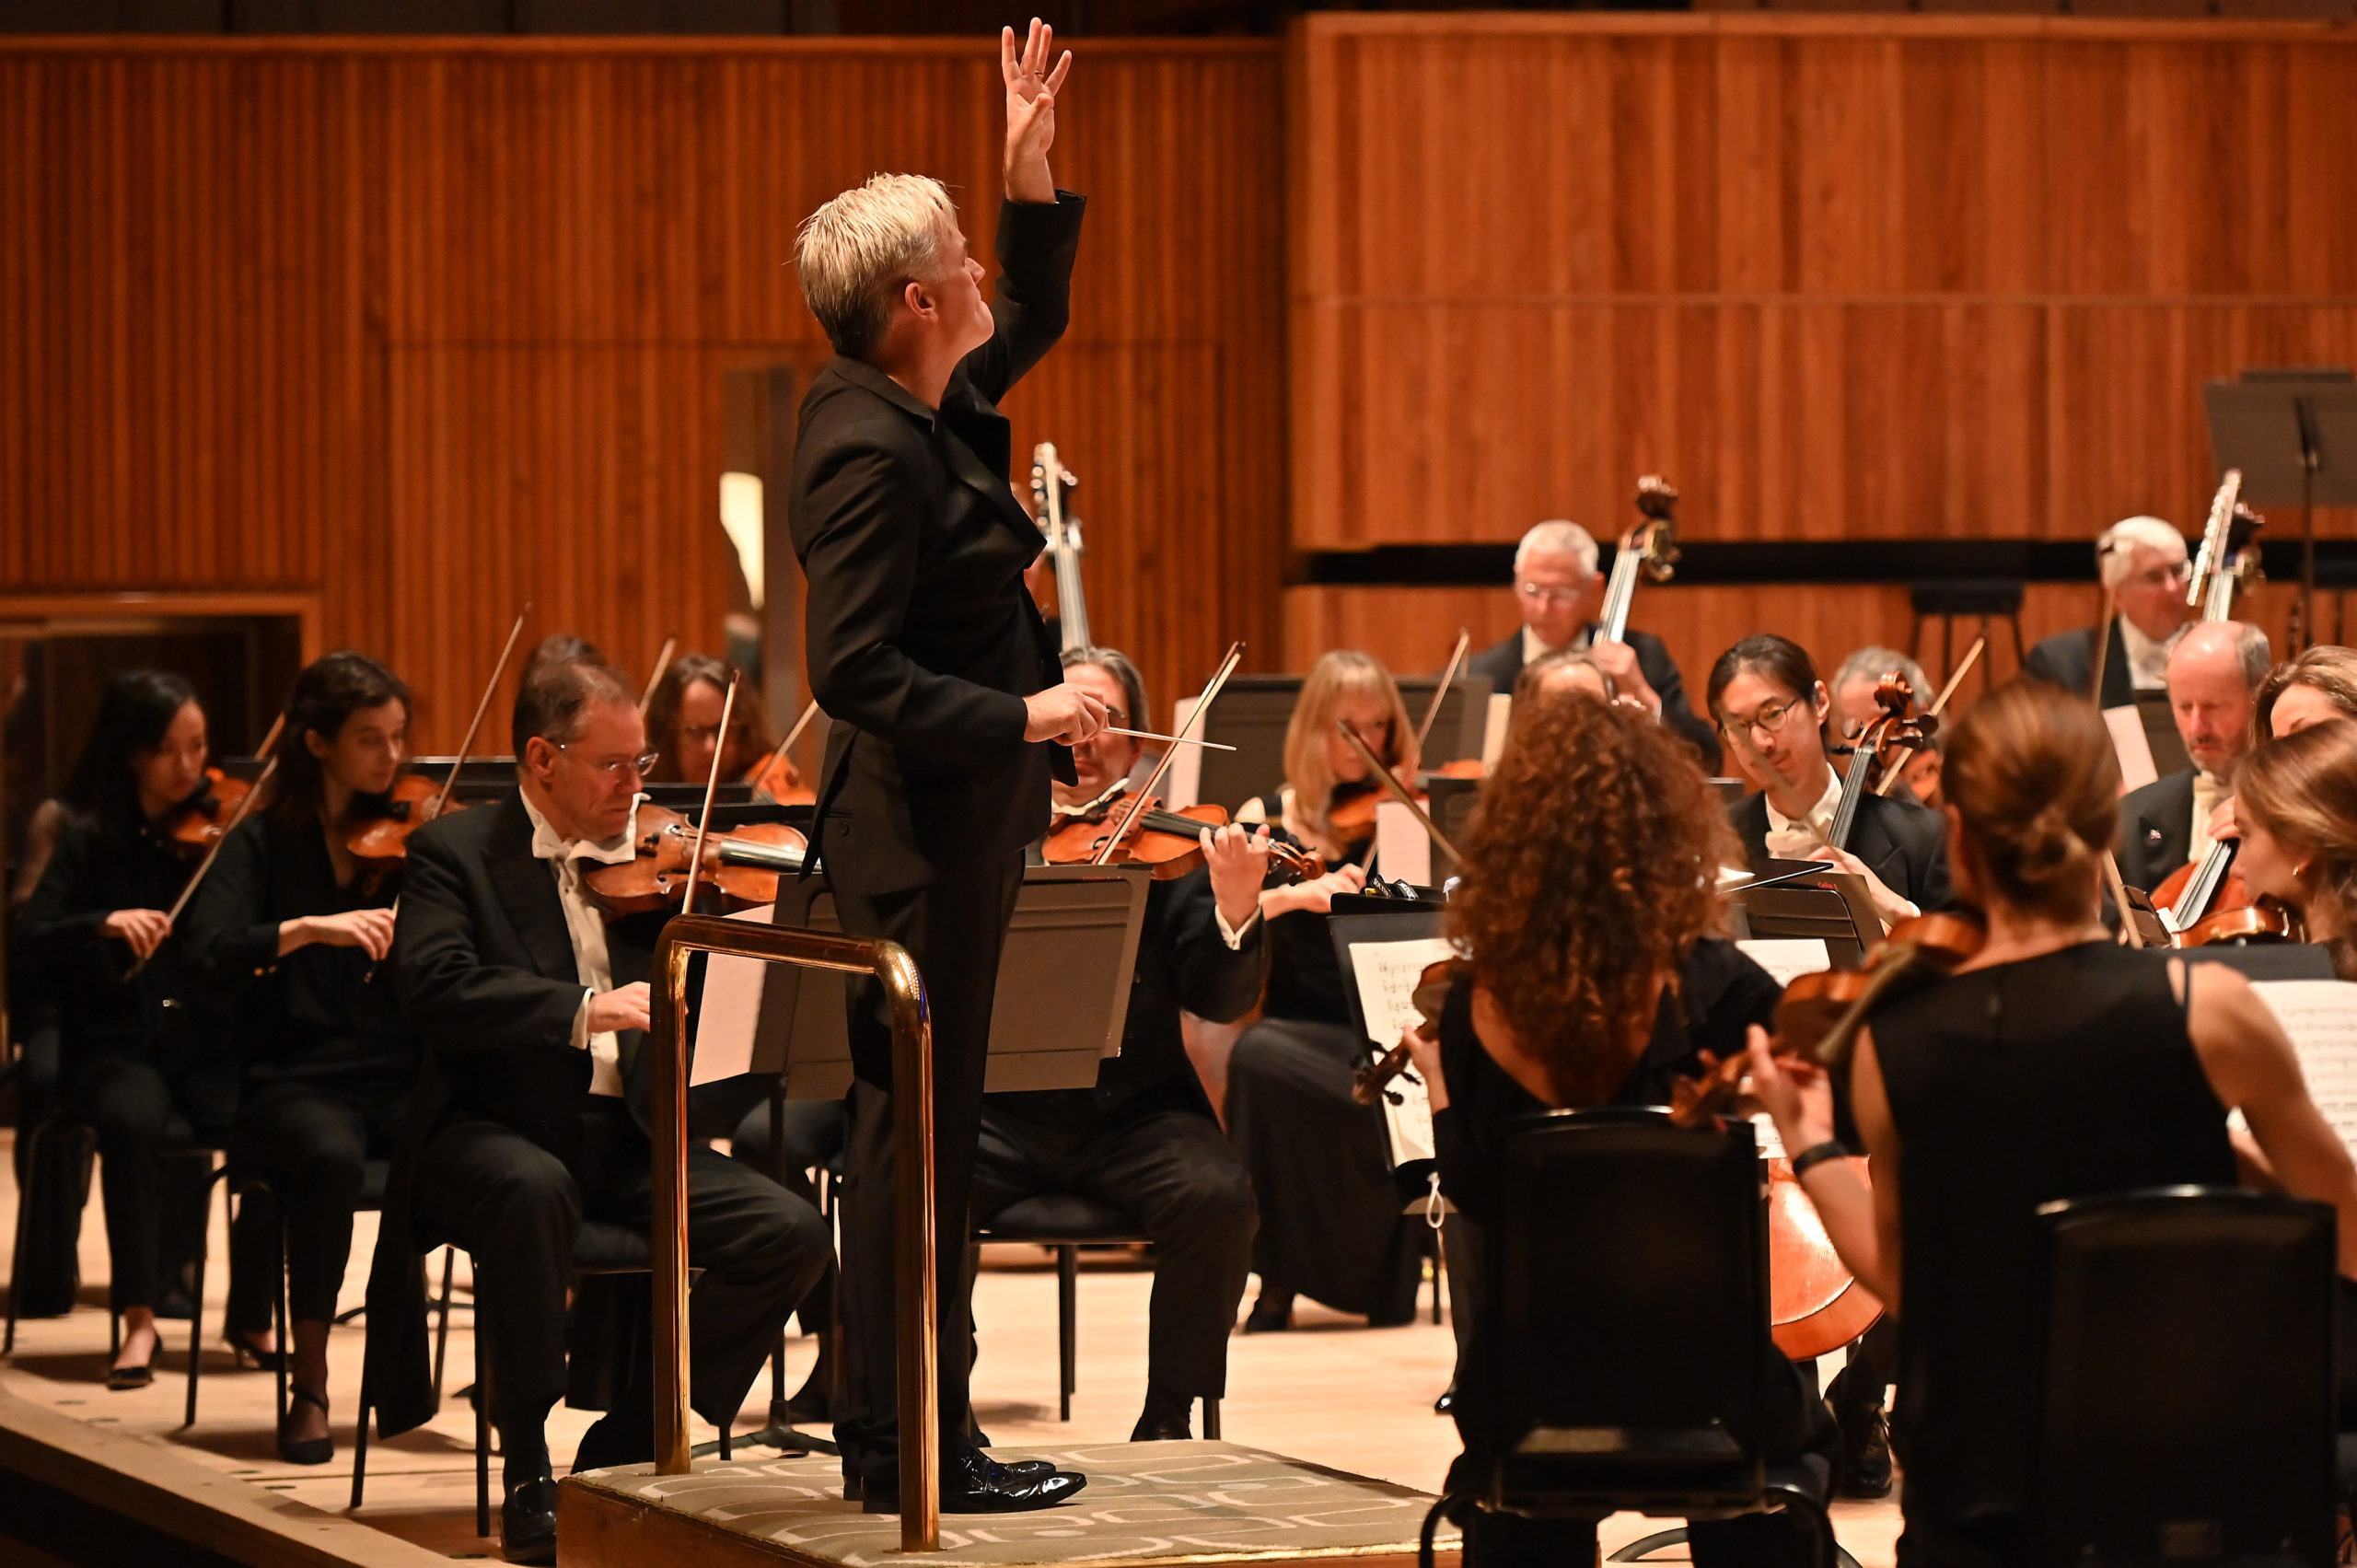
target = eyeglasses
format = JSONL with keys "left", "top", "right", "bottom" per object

{"left": 2123, "top": 560, "right": 2194, "bottom": 589}
{"left": 556, "top": 744, "right": 661, "bottom": 780}
{"left": 1515, "top": 582, "right": 1585, "bottom": 609}
{"left": 1719, "top": 698, "right": 1811, "bottom": 747}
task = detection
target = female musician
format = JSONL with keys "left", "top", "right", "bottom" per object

{"left": 643, "top": 653, "right": 800, "bottom": 797}
{"left": 2254, "top": 644, "right": 2357, "bottom": 739}
{"left": 1402, "top": 687, "right": 1832, "bottom": 1567}
{"left": 183, "top": 652, "right": 418, "bottom": 1462}
{"left": 1707, "top": 634, "right": 1949, "bottom": 927}
{"left": 2232, "top": 719, "right": 2357, "bottom": 980}
{"left": 1225, "top": 650, "right": 1421, "bottom": 1330}
{"left": 1748, "top": 680, "right": 2357, "bottom": 1567}
{"left": 13, "top": 671, "right": 240, "bottom": 1388}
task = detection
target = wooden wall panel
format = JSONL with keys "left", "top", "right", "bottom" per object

{"left": 1292, "top": 16, "right": 2357, "bottom": 552}
{"left": 0, "top": 38, "right": 1283, "bottom": 747}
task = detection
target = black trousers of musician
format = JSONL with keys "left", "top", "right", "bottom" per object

{"left": 409, "top": 1099, "right": 830, "bottom": 1445}
{"left": 830, "top": 852, "right": 1028, "bottom": 1488}
{"left": 973, "top": 1088, "right": 1258, "bottom": 1400}
{"left": 67, "top": 1051, "right": 252, "bottom": 1315}
{"left": 224, "top": 1079, "right": 408, "bottom": 1332}
{"left": 728, "top": 1098, "right": 850, "bottom": 1340}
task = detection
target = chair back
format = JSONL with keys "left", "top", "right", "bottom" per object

{"left": 2038, "top": 1186, "right": 2337, "bottom": 1566}
{"left": 1483, "top": 1108, "right": 1768, "bottom": 1505}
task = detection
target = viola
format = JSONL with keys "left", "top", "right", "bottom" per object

{"left": 1042, "top": 789, "right": 1319, "bottom": 883}
{"left": 162, "top": 768, "right": 258, "bottom": 859}
{"left": 580, "top": 804, "right": 810, "bottom": 916}
{"left": 2177, "top": 894, "right": 2305, "bottom": 948}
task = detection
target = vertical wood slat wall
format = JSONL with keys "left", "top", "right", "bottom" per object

{"left": 1290, "top": 15, "right": 2357, "bottom": 699}
{"left": 0, "top": 38, "right": 1285, "bottom": 748}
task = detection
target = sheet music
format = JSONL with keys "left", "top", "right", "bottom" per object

{"left": 1737, "top": 937, "right": 1831, "bottom": 990}
{"left": 1375, "top": 798, "right": 1432, "bottom": 886}
{"left": 2103, "top": 704, "right": 2159, "bottom": 795}
{"left": 1481, "top": 693, "right": 1513, "bottom": 769}
{"left": 1342, "top": 934, "right": 1455, "bottom": 1168}
{"left": 2250, "top": 980, "right": 2357, "bottom": 1154}
{"left": 689, "top": 903, "right": 780, "bottom": 1086}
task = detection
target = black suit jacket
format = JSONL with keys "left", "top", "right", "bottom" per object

{"left": 2117, "top": 768, "right": 2197, "bottom": 893}
{"left": 2023, "top": 620, "right": 2136, "bottom": 710}
{"left": 1726, "top": 789, "right": 1953, "bottom": 912}
{"left": 1466, "top": 625, "right": 1723, "bottom": 773}
{"left": 394, "top": 793, "right": 671, "bottom": 1157}
{"left": 790, "top": 195, "right": 1086, "bottom": 895}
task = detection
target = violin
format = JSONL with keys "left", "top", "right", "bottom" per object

{"left": 1042, "top": 789, "right": 1320, "bottom": 883}
{"left": 348, "top": 608, "right": 530, "bottom": 875}
{"left": 162, "top": 768, "right": 260, "bottom": 859}
{"left": 579, "top": 804, "right": 810, "bottom": 916}
{"left": 2177, "top": 894, "right": 2305, "bottom": 948}
{"left": 1353, "top": 957, "right": 1457, "bottom": 1106}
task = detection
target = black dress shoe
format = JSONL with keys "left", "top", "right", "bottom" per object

{"left": 500, "top": 1477, "right": 560, "bottom": 1564}
{"left": 863, "top": 1450, "right": 1087, "bottom": 1514}
{"left": 1834, "top": 1401, "right": 1894, "bottom": 1499}
{"left": 1432, "top": 1381, "right": 1457, "bottom": 1416}
{"left": 572, "top": 1410, "right": 654, "bottom": 1474}
{"left": 1242, "top": 1292, "right": 1293, "bottom": 1333}
{"left": 1131, "top": 1385, "right": 1194, "bottom": 1441}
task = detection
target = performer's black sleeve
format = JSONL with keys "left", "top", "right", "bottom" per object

{"left": 958, "top": 193, "right": 1086, "bottom": 405}
{"left": 395, "top": 830, "right": 582, "bottom": 1056}
{"left": 180, "top": 817, "right": 282, "bottom": 996}
{"left": 12, "top": 819, "right": 108, "bottom": 960}
{"left": 1162, "top": 865, "right": 1271, "bottom": 1027}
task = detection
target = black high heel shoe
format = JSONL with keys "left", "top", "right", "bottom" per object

{"left": 279, "top": 1386, "right": 334, "bottom": 1465}
{"left": 106, "top": 1348, "right": 157, "bottom": 1391}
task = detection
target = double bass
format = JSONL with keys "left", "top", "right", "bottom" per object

{"left": 1596, "top": 474, "right": 1681, "bottom": 646}
{"left": 1031, "top": 442, "right": 1090, "bottom": 655}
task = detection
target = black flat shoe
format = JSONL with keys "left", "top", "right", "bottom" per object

{"left": 106, "top": 1353, "right": 156, "bottom": 1391}
{"left": 500, "top": 1477, "right": 560, "bottom": 1564}
{"left": 1834, "top": 1402, "right": 1894, "bottom": 1499}
{"left": 279, "top": 1386, "right": 333, "bottom": 1465}
{"left": 863, "top": 1451, "right": 1086, "bottom": 1515}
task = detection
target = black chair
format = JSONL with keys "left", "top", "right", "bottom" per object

{"left": 351, "top": 1220, "right": 663, "bottom": 1538}
{"left": 1423, "top": 1108, "right": 1837, "bottom": 1568}
{"left": 3, "top": 1116, "right": 97, "bottom": 1353}
{"left": 975, "top": 1191, "right": 1221, "bottom": 1438}
{"left": 2036, "top": 1186, "right": 2337, "bottom": 1567}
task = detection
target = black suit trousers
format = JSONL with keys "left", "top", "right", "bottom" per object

{"left": 410, "top": 1102, "right": 830, "bottom": 1433}
{"left": 830, "top": 851, "right": 1027, "bottom": 1482}
{"left": 973, "top": 1094, "right": 1258, "bottom": 1399}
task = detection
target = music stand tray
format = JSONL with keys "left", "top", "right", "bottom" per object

{"left": 758, "top": 864, "right": 1154, "bottom": 1099}
{"left": 1724, "top": 863, "right": 1880, "bottom": 970}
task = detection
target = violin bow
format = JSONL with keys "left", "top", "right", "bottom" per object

{"left": 752, "top": 698, "right": 821, "bottom": 803}
{"left": 2087, "top": 585, "right": 2118, "bottom": 707}
{"left": 129, "top": 714, "right": 288, "bottom": 979}
{"left": 681, "top": 672, "right": 741, "bottom": 912}
{"left": 431, "top": 605, "right": 533, "bottom": 822}
{"left": 1412, "top": 630, "right": 1471, "bottom": 761}
{"left": 1874, "top": 637, "right": 1982, "bottom": 798}
{"left": 638, "top": 633, "right": 679, "bottom": 717}
{"left": 1336, "top": 719, "right": 1464, "bottom": 867}
{"left": 1090, "top": 644, "right": 1243, "bottom": 867}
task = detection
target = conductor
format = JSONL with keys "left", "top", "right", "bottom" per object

{"left": 787, "top": 20, "right": 1107, "bottom": 1514}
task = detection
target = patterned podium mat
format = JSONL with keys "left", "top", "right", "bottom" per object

{"left": 559, "top": 1440, "right": 1460, "bottom": 1567}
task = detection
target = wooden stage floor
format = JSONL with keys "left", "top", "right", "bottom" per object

{"left": 0, "top": 1130, "right": 1902, "bottom": 1564}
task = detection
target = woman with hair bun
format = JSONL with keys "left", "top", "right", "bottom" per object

{"left": 183, "top": 650, "right": 419, "bottom": 1464}
{"left": 2234, "top": 717, "right": 2357, "bottom": 979}
{"left": 1749, "top": 679, "right": 2357, "bottom": 1567}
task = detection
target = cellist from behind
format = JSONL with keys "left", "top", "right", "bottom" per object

{"left": 1748, "top": 679, "right": 2357, "bottom": 1567}
{"left": 1400, "top": 685, "right": 1839, "bottom": 1568}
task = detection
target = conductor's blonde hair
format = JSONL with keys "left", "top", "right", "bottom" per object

{"left": 795, "top": 174, "right": 959, "bottom": 361}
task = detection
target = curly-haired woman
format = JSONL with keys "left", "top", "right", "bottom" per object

{"left": 1404, "top": 688, "right": 1836, "bottom": 1567}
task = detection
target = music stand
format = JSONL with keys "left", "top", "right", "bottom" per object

{"left": 757, "top": 864, "right": 1154, "bottom": 1099}
{"left": 2204, "top": 369, "right": 2357, "bottom": 648}
{"left": 1723, "top": 862, "right": 1879, "bottom": 970}
{"left": 1176, "top": 673, "right": 1494, "bottom": 809}
{"left": 1329, "top": 908, "right": 1451, "bottom": 1188}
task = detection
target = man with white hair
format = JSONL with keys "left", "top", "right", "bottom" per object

{"left": 787, "top": 20, "right": 1105, "bottom": 1515}
{"left": 2023, "top": 516, "right": 2195, "bottom": 706}
{"left": 2117, "top": 620, "right": 2272, "bottom": 894}
{"left": 1464, "top": 518, "right": 1722, "bottom": 771}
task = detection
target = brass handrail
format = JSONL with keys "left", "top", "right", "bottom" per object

{"left": 648, "top": 914, "right": 939, "bottom": 1551}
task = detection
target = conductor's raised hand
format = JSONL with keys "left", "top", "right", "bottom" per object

{"left": 1002, "top": 17, "right": 1072, "bottom": 204}
{"left": 1024, "top": 682, "right": 1109, "bottom": 746}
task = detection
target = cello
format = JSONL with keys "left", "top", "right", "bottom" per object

{"left": 1596, "top": 474, "right": 1681, "bottom": 645}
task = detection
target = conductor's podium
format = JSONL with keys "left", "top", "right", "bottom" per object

{"left": 559, "top": 1440, "right": 1458, "bottom": 1568}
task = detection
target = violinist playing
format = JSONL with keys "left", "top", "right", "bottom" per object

{"left": 1226, "top": 650, "right": 1430, "bottom": 1333}
{"left": 1746, "top": 680, "right": 2357, "bottom": 1568}
{"left": 12, "top": 670, "right": 250, "bottom": 1391}
{"left": 1400, "top": 686, "right": 1836, "bottom": 1568}
{"left": 373, "top": 655, "right": 830, "bottom": 1564}
{"left": 181, "top": 652, "right": 418, "bottom": 1463}
{"left": 975, "top": 646, "right": 1268, "bottom": 1441}
{"left": 2229, "top": 717, "right": 2357, "bottom": 979}
{"left": 643, "top": 652, "right": 803, "bottom": 800}
{"left": 1708, "top": 634, "right": 1950, "bottom": 929}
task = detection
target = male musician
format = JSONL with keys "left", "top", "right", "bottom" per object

{"left": 786, "top": 21, "right": 1107, "bottom": 1512}
{"left": 976, "top": 647, "right": 1266, "bottom": 1441}
{"left": 1832, "top": 645, "right": 1941, "bottom": 807}
{"left": 2116, "top": 620, "right": 2271, "bottom": 893}
{"left": 390, "top": 657, "right": 830, "bottom": 1564}
{"left": 2023, "top": 516, "right": 2194, "bottom": 706}
{"left": 1465, "top": 518, "right": 1722, "bottom": 771}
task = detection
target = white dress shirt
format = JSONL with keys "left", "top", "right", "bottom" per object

{"left": 2119, "top": 618, "right": 2185, "bottom": 692}
{"left": 1521, "top": 624, "right": 1592, "bottom": 668}
{"left": 2189, "top": 771, "right": 2228, "bottom": 867}
{"left": 521, "top": 791, "right": 640, "bottom": 1098}
{"left": 1764, "top": 771, "right": 1919, "bottom": 921}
